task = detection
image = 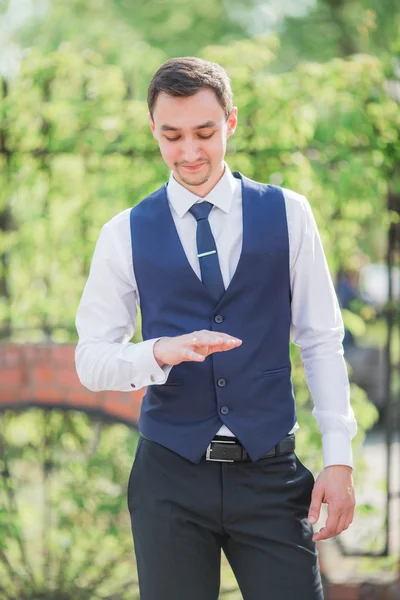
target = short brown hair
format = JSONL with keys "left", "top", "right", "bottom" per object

{"left": 147, "top": 57, "right": 233, "bottom": 121}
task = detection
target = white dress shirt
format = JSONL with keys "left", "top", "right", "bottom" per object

{"left": 75, "top": 163, "right": 357, "bottom": 468}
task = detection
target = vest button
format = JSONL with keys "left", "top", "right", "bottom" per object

{"left": 217, "top": 378, "right": 226, "bottom": 387}
{"left": 214, "top": 314, "right": 223, "bottom": 324}
{"left": 220, "top": 406, "right": 229, "bottom": 415}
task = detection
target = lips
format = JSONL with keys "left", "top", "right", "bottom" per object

{"left": 182, "top": 163, "right": 206, "bottom": 171}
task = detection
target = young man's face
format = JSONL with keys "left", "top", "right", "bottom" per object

{"left": 149, "top": 88, "right": 237, "bottom": 197}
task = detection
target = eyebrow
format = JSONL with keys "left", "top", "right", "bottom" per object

{"left": 160, "top": 120, "right": 217, "bottom": 132}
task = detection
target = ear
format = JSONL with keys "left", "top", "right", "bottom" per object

{"left": 148, "top": 113, "right": 157, "bottom": 139}
{"left": 227, "top": 107, "right": 238, "bottom": 137}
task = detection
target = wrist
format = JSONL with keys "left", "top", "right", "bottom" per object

{"left": 153, "top": 337, "right": 169, "bottom": 368}
{"left": 324, "top": 464, "right": 353, "bottom": 473}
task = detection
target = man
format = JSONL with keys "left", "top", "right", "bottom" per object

{"left": 75, "top": 57, "right": 357, "bottom": 600}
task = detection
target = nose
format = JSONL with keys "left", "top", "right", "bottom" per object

{"left": 181, "top": 138, "right": 202, "bottom": 163}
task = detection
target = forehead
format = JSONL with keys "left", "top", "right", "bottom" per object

{"left": 152, "top": 88, "right": 225, "bottom": 129}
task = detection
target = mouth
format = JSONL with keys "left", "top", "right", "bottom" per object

{"left": 181, "top": 163, "right": 207, "bottom": 172}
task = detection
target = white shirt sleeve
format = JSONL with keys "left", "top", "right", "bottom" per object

{"left": 75, "top": 213, "right": 171, "bottom": 392}
{"left": 284, "top": 189, "right": 358, "bottom": 468}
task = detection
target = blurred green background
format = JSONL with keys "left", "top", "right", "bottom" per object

{"left": 0, "top": 0, "right": 399, "bottom": 598}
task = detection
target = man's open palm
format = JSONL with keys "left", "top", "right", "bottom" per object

{"left": 154, "top": 330, "right": 242, "bottom": 367}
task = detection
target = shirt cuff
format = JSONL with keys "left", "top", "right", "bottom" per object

{"left": 322, "top": 432, "right": 353, "bottom": 469}
{"left": 121, "top": 337, "right": 172, "bottom": 389}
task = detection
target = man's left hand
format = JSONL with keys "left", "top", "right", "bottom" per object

{"left": 307, "top": 465, "right": 355, "bottom": 541}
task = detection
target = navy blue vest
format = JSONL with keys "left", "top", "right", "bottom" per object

{"left": 129, "top": 172, "right": 296, "bottom": 463}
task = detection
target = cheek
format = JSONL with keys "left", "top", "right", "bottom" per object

{"left": 158, "top": 141, "right": 176, "bottom": 165}
{"left": 209, "top": 136, "right": 225, "bottom": 157}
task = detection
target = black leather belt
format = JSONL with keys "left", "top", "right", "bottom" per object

{"left": 203, "top": 434, "right": 295, "bottom": 463}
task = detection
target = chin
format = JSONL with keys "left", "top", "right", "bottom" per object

{"left": 181, "top": 174, "right": 211, "bottom": 187}
{"left": 177, "top": 165, "right": 212, "bottom": 187}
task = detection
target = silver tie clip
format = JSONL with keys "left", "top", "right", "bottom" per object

{"left": 197, "top": 250, "right": 217, "bottom": 258}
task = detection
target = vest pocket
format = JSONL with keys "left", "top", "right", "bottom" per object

{"left": 262, "top": 366, "right": 290, "bottom": 377}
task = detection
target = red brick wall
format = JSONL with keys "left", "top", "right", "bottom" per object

{"left": 326, "top": 586, "right": 359, "bottom": 600}
{"left": 0, "top": 343, "right": 144, "bottom": 425}
{"left": 326, "top": 583, "right": 398, "bottom": 599}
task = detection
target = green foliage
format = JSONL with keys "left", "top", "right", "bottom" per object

{"left": 10, "top": 0, "right": 258, "bottom": 82}
{"left": 1, "top": 42, "right": 389, "bottom": 470}
{"left": 275, "top": 0, "right": 400, "bottom": 69}
{"left": 0, "top": 408, "right": 140, "bottom": 599}
{"left": 1, "top": 43, "right": 398, "bottom": 338}
{"left": 109, "top": 0, "right": 253, "bottom": 58}
{"left": 0, "top": 31, "right": 390, "bottom": 474}
{"left": 1, "top": 5, "right": 399, "bottom": 592}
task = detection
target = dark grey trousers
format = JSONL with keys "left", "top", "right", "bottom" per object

{"left": 127, "top": 436, "right": 324, "bottom": 600}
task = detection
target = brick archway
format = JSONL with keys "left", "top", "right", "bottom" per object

{"left": 0, "top": 343, "right": 144, "bottom": 425}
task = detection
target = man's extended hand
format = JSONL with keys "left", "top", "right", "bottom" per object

{"left": 154, "top": 330, "right": 242, "bottom": 367}
{"left": 308, "top": 465, "right": 355, "bottom": 541}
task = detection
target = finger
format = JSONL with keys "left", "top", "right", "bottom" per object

{"left": 192, "top": 331, "right": 241, "bottom": 343}
{"left": 181, "top": 347, "right": 206, "bottom": 362}
{"left": 312, "top": 510, "right": 340, "bottom": 542}
{"left": 189, "top": 335, "right": 241, "bottom": 350}
{"left": 202, "top": 335, "right": 242, "bottom": 347}
{"left": 335, "top": 512, "right": 350, "bottom": 536}
{"left": 218, "top": 333, "right": 242, "bottom": 345}
{"left": 189, "top": 335, "right": 220, "bottom": 349}
{"left": 308, "top": 485, "right": 324, "bottom": 525}
{"left": 344, "top": 508, "right": 355, "bottom": 531}
{"left": 191, "top": 343, "right": 209, "bottom": 356}
{"left": 210, "top": 342, "right": 242, "bottom": 354}
{"left": 209, "top": 334, "right": 242, "bottom": 349}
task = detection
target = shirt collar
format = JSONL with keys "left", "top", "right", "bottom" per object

{"left": 167, "top": 162, "right": 237, "bottom": 218}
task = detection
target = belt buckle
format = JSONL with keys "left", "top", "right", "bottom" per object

{"left": 206, "top": 439, "right": 236, "bottom": 462}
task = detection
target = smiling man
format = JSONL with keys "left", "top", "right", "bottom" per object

{"left": 151, "top": 89, "right": 235, "bottom": 195}
{"left": 75, "top": 57, "right": 357, "bottom": 600}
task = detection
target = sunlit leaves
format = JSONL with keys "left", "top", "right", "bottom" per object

{"left": 0, "top": 44, "right": 396, "bottom": 346}
{"left": 0, "top": 408, "right": 140, "bottom": 599}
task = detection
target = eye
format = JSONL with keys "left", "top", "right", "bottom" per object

{"left": 165, "top": 132, "right": 214, "bottom": 142}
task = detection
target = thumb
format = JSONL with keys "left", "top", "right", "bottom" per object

{"left": 308, "top": 484, "right": 324, "bottom": 525}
